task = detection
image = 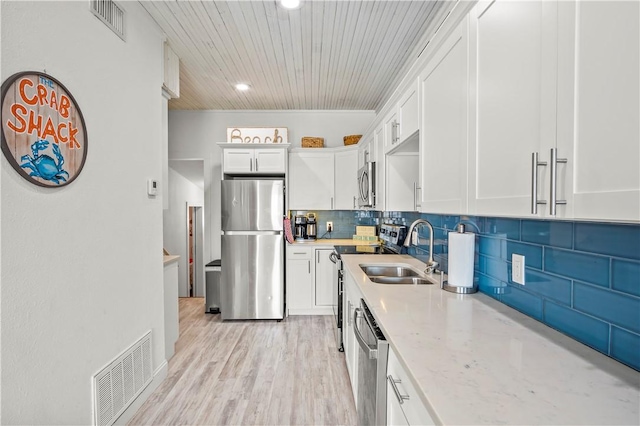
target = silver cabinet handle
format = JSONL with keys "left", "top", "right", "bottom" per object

{"left": 308, "top": 260, "right": 310, "bottom": 274}
{"left": 391, "top": 121, "right": 399, "bottom": 143}
{"left": 387, "top": 375, "right": 410, "bottom": 404}
{"left": 550, "top": 148, "right": 567, "bottom": 216}
{"left": 317, "top": 250, "right": 320, "bottom": 263}
{"left": 353, "top": 196, "right": 356, "bottom": 209}
{"left": 249, "top": 157, "right": 253, "bottom": 172}
{"left": 255, "top": 158, "right": 258, "bottom": 172}
{"left": 353, "top": 307, "right": 378, "bottom": 359}
{"left": 347, "top": 300, "right": 352, "bottom": 326}
{"left": 413, "top": 182, "right": 421, "bottom": 211}
{"left": 293, "top": 252, "right": 306, "bottom": 255}
{"left": 531, "top": 152, "right": 547, "bottom": 214}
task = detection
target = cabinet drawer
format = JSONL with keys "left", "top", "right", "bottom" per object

{"left": 286, "top": 246, "right": 312, "bottom": 259}
{"left": 387, "top": 347, "right": 435, "bottom": 425}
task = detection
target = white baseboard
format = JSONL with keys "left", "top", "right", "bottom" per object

{"left": 288, "top": 307, "right": 333, "bottom": 316}
{"left": 113, "top": 360, "right": 168, "bottom": 425}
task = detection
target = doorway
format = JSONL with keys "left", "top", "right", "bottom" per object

{"left": 187, "top": 204, "right": 205, "bottom": 297}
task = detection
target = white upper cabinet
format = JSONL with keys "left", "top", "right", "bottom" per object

{"left": 467, "top": 0, "right": 559, "bottom": 217}
{"left": 289, "top": 147, "right": 359, "bottom": 211}
{"left": 397, "top": 79, "right": 420, "bottom": 144}
{"left": 335, "top": 149, "right": 359, "bottom": 210}
{"left": 289, "top": 151, "right": 335, "bottom": 210}
{"left": 556, "top": 1, "right": 640, "bottom": 221}
{"left": 420, "top": 17, "right": 469, "bottom": 214}
{"left": 222, "top": 147, "right": 287, "bottom": 175}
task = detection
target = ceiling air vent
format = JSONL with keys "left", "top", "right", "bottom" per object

{"left": 90, "top": 0, "right": 126, "bottom": 41}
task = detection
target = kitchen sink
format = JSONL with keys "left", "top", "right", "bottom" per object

{"left": 360, "top": 265, "right": 421, "bottom": 277}
{"left": 360, "top": 264, "right": 435, "bottom": 285}
{"left": 369, "top": 276, "right": 433, "bottom": 285}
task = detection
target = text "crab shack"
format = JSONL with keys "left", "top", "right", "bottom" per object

{"left": 5, "top": 77, "right": 81, "bottom": 149}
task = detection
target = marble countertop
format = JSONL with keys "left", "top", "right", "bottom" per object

{"left": 287, "top": 238, "right": 378, "bottom": 247}
{"left": 342, "top": 254, "right": 640, "bottom": 425}
{"left": 163, "top": 255, "right": 180, "bottom": 266}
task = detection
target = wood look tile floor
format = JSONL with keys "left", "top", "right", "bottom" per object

{"left": 128, "top": 298, "right": 357, "bottom": 426}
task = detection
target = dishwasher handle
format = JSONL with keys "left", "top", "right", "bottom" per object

{"left": 353, "top": 307, "right": 378, "bottom": 359}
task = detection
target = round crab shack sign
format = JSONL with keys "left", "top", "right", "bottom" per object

{"left": 1, "top": 72, "right": 87, "bottom": 187}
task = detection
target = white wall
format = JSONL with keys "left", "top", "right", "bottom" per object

{"left": 163, "top": 167, "right": 204, "bottom": 297}
{"left": 168, "top": 110, "right": 375, "bottom": 261}
{"left": 1, "top": 2, "right": 165, "bottom": 424}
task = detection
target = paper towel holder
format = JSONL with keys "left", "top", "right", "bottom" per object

{"left": 441, "top": 223, "right": 478, "bottom": 294}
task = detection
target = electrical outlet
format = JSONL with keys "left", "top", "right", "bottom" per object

{"left": 327, "top": 222, "right": 333, "bottom": 232}
{"left": 512, "top": 254, "right": 525, "bottom": 285}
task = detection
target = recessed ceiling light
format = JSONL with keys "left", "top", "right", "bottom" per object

{"left": 279, "top": 0, "right": 302, "bottom": 10}
{"left": 235, "top": 83, "right": 250, "bottom": 91}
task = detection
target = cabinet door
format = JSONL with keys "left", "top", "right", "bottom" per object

{"left": 334, "top": 149, "right": 359, "bottom": 210}
{"left": 468, "top": 0, "right": 558, "bottom": 217}
{"left": 223, "top": 149, "right": 254, "bottom": 173}
{"left": 344, "top": 275, "right": 359, "bottom": 403}
{"left": 255, "top": 149, "right": 286, "bottom": 174}
{"left": 387, "top": 347, "right": 435, "bottom": 425}
{"left": 386, "top": 154, "right": 420, "bottom": 212}
{"left": 420, "top": 18, "right": 469, "bottom": 214}
{"left": 287, "top": 247, "right": 314, "bottom": 314}
{"left": 314, "top": 249, "right": 334, "bottom": 306}
{"left": 288, "top": 152, "right": 335, "bottom": 210}
{"left": 557, "top": 1, "right": 640, "bottom": 221}
{"left": 387, "top": 378, "right": 410, "bottom": 426}
{"left": 398, "top": 79, "right": 419, "bottom": 143}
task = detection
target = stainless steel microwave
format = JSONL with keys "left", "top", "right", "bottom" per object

{"left": 357, "top": 161, "right": 376, "bottom": 208}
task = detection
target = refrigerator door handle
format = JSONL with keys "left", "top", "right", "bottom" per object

{"left": 223, "top": 230, "right": 281, "bottom": 236}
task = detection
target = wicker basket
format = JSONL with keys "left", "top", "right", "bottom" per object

{"left": 343, "top": 135, "right": 362, "bottom": 146}
{"left": 301, "top": 137, "right": 324, "bottom": 148}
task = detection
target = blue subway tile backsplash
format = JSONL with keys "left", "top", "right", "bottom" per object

{"left": 297, "top": 208, "right": 640, "bottom": 371}
{"left": 544, "top": 247, "right": 610, "bottom": 288}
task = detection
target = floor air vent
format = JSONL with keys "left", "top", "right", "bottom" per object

{"left": 90, "top": 0, "right": 126, "bottom": 41}
{"left": 93, "top": 331, "right": 152, "bottom": 426}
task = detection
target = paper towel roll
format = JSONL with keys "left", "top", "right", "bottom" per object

{"left": 448, "top": 231, "right": 475, "bottom": 288}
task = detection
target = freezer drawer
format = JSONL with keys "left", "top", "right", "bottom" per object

{"left": 221, "top": 180, "right": 284, "bottom": 231}
{"left": 221, "top": 233, "right": 284, "bottom": 320}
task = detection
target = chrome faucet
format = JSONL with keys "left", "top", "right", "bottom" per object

{"left": 404, "top": 219, "right": 439, "bottom": 274}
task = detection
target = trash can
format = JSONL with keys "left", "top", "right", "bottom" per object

{"left": 205, "top": 259, "right": 221, "bottom": 314}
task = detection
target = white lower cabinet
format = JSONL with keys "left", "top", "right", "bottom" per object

{"left": 387, "top": 347, "right": 435, "bottom": 426}
{"left": 343, "top": 270, "right": 362, "bottom": 403}
{"left": 286, "top": 246, "right": 313, "bottom": 314}
{"left": 314, "top": 249, "right": 334, "bottom": 306}
{"left": 286, "top": 246, "right": 333, "bottom": 315}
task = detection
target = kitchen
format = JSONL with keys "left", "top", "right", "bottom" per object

{"left": 1, "top": 0, "right": 638, "bottom": 425}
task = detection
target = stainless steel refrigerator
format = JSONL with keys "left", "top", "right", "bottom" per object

{"left": 221, "top": 179, "right": 285, "bottom": 320}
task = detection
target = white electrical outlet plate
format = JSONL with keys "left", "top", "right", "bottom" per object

{"left": 412, "top": 230, "right": 418, "bottom": 245}
{"left": 512, "top": 254, "right": 525, "bottom": 285}
{"left": 327, "top": 221, "right": 333, "bottom": 232}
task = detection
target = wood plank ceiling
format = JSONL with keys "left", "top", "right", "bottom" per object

{"left": 140, "top": 1, "right": 454, "bottom": 111}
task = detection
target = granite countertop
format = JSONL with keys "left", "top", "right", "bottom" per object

{"left": 163, "top": 255, "right": 180, "bottom": 266}
{"left": 342, "top": 254, "right": 640, "bottom": 425}
{"left": 287, "top": 238, "right": 379, "bottom": 247}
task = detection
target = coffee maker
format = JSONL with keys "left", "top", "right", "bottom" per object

{"left": 306, "top": 213, "right": 317, "bottom": 240}
{"left": 294, "top": 215, "right": 307, "bottom": 241}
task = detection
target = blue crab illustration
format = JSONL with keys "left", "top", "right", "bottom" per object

{"left": 20, "top": 140, "right": 69, "bottom": 184}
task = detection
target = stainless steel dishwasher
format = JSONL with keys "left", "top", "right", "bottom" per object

{"left": 354, "top": 298, "right": 389, "bottom": 426}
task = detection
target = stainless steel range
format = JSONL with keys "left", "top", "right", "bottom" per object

{"left": 330, "top": 224, "right": 407, "bottom": 351}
